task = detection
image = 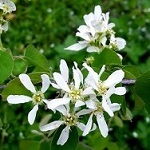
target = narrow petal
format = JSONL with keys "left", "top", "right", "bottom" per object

{"left": 60, "top": 59, "right": 69, "bottom": 82}
{"left": 83, "top": 87, "right": 95, "bottom": 96}
{"left": 28, "top": 104, "right": 38, "bottom": 125}
{"left": 98, "top": 65, "right": 105, "bottom": 78}
{"left": 75, "top": 100, "right": 85, "bottom": 107}
{"left": 82, "top": 114, "right": 93, "bottom": 136}
{"left": 94, "top": 5, "right": 102, "bottom": 21}
{"left": 65, "top": 42, "right": 87, "bottom": 51}
{"left": 19, "top": 74, "right": 36, "bottom": 93}
{"left": 115, "top": 37, "right": 126, "bottom": 50}
{"left": 102, "top": 98, "right": 114, "bottom": 117}
{"left": 7, "top": 95, "right": 32, "bottom": 104}
{"left": 76, "top": 122, "right": 85, "bottom": 131}
{"left": 41, "top": 74, "right": 51, "bottom": 93}
{"left": 85, "top": 99, "right": 96, "bottom": 109}
{"left": 47, "top": 98, "right": 70, "bottom": 110}
{"left": 77, "top": 25, "right": 90, "bottom": 33}
{"left": 115, "top": 87, "right": 126, "bottom": 95}
{"left": 96, "top": 114, "right": 108, "bottom": 138}
{"left": 76, "top": 109, "right": 92, "bottom": 117}
{"left": 57, "top": 126, "right": 70, "bottom": 145}
{"left": 104, "top": 70, "right": 124, "bottom": 87}
{"left": 73, "top": 67, "right": 80, "bottom": 89}
{"left": 74, "top": 61, "right": 83, "bottom": 84}
{"left": 40, "top": 120, "right": 64, "bottom": 131}
{"left": 83, "top": 63, "right": 99, "bottom": 85}
{"left": 53, "top": 73, "right": 70, "bottom": 92}
{"left": 55, "top": 105, "right": 67, "bottom": 116}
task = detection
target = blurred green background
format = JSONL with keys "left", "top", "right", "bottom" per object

{"left": 1, "top": 0, "right": 150, "bottom": 149}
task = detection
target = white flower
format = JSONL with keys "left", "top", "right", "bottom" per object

{"left": 40, "top": 105, "right": 85, "bottom": 145}
{"left": 0, "top": 0, "right": 16, "bottom": 14}
{"left": 109, "top": 34, "right": 126, "bottom": 50}
{"left": 7, "top": 74, "right": 51, "bottom": 125}
{"left": 48, "top": 60, "right": 94, "bottom": 110}
{"left": 81, "top": 98, "right": 120, "bottom": 137}
{"left": 83, "top": 63, "right": 126, "bottom": 99}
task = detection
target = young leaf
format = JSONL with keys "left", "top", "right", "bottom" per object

{"left": 0, "top": 51, "right": 14, "bottom": 83}
{"left": 51, "top": 125, "right": 78, "bottom": 150}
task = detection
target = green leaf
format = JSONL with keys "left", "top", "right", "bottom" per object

{"left": 77, "top": 142, "right": 92, "bottom": 150}
{"left": 19, "top": 140, "right": 40, "bottom": 150}
{"left": 2, "top": 72, "right": 48, "bottom": 100}
{"left": 0, "top": 51, "right": 14, "bottom": 83}
{"left": 24, "top": 45, "right": 50, "bottom": 72}
{"left": 40, "top": 141, "right": 51, "bottom": 150}
{"left": 123, "top": 65, "right": 141, "bottom": 79}
{"left": 91, "top": 49, "right": 122, "bottom": 67}
{"left": 12, "top": 57, "right": 28, "bottom": 76}
{"left": 135, "top": 70, "right": 150, "bottom": 113}
{"left": 51, "top": 126, "right": 78, "bottom": 150}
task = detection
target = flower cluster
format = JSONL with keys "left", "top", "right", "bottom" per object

{"left": 7, "top": 59, "right": 126, "bottom": 145}
{"left": 6, "top": 4, "right": 127, "bottom": 146}
{"left": 65, "top": 5, "right": 126, "bottom": 53}
{"left": 0, "top": 0, "right": 16, "bottom": 34}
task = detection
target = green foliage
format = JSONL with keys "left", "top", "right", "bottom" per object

{"left": 0, "top": 50, "right": 13, "bottom": 83}
{"left": 135, "top": 70, "right": 150, "bottom": 113}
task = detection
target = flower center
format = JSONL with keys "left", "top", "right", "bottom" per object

{"left": 94, "top": 102, "right": 104, "bottom": 115}
{"left": 97, "top": 82, "right": 107, "bottom": 95}
{"left": 32, "top": 91, "right": 44, "bottom": 104}
{"left": 64, "top": 114, "right": 77, "bottom": 126}
{"left": 69, "top": 89, "right": 83, "bottom": 102}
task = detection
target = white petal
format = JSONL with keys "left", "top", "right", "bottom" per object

{"left": 76, "top": 109, "right": 92, "bottom": 117}
{"left": 76, "top": 32, "right": 90, "bottom": 41}
{"left": 41, "top": 74, "right": 51, "bottom": 93}
{"left": 83, "top": 87, "right": 95, "bottom": 96}
{"left": 115, "top": 87, "right": 126, "bottom": 95}
{"left": 7, "top": 95, "right": 32, "bottom": 104}
{"left": 28, "top": 104, "right": 38, "bottom": 125}
{"left": 19, "top": 74, "right": 36, "bottom": 93}
{"left": 96, "top": 114, "right": 108, "bottom": 137}
{"left": 76, "top": 122, "right": 85, "bottom": 131}
{"left": 60, "top": 59, "right": 69, "bottom": 82}
{"left": 74, "top": 61, "right": 83, "bottom": 84}
{"left": 85, "top": 99, "right": 96, "bottom": 109}
{"left": 55, "top": 105, "right": 67, "bottom": 116}
{"left": 47, "top": 98, "right": 70, "bottom": 110}
{"left": 94, "top": 5, "right": 102, "bottom": 21}
{"left": 102, "top": 99, "right": 114, "bottom": 117}
{"left": 65, "top": 42, "right": 87, "bottom": 51}
{"left": 53, "top": 73, "right": 70, "bottom": 92}
{"left": 40, "top": 120, "right": 64, "bottom": 131}
{"left": 98, "top": 65, "right": 105, "bottom": 78}
{"left": 75, "top": 100, "right": 85, "bottom": 107}
{"left": 77, "top": 25, "right": 90, "bottom": 33}
{"left": 73, "top": 67, "right": 80, "bottom": 89}
{"left": 104, "top": 70, "right": 124, "bottom": 87}
{"left": 57, "top": 126, "right": 70, "bottom": 145}
{"left": 84, "top": 13, "right": 94, "bottom": 26}
{"left": 51, "top": 82, "right": 61, "bottom": 89}
{"left": 109, "top": 103, "right": 121, "bottom": 112}
{"left": 115, "top": 37, "right": 126, "bottom": 50}
{"left": 82, "top": 114, "right": 93, "bottom": 136}
{"left": 83, "top": 63, "right": 99, "bottom": 85}
{"left": 87, "top": 46, "right": 100, "bottom": 53}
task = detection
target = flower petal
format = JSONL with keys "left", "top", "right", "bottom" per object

{"left": 82, "top": 114, "right": 93, "bottom": 136}
{"left": 109, "top": 103, "right": 121, "bottom": 112}
{"left": 19, "top": 74, "right": 36, "bottom": 93}
{"left": 41, "top": 74, "right": 51, "bottom": 93}
{"left": 96, "top": 114, "right": 108, "bottom": 138}
{"left": 104, "top": 70, "right": 124, "bottom": 87}
{"left": 53, "top": 72, "right": 70, "bottom": 92}
{"left": 75, "top": 100, "right": 85, "bottom": 107}
{"left": 28, "top": 104, "right": 38, "bottom": 125}
{"left": 60, "top": 59, "right": 69, "bottom": 82}
{"left": 65, "top": 42, "right": 87, "bottom": 51}
{"left": 102, "top": 98, "right": 114, "bottom": 117}
{"left": 73, "top": 67, "right": 81, "bottom": 89}
{"left": 76, "top": 122, "right": 85, "bottom": 131}
{"left": 7, "top": 95, "right": 32, "bottom": 104}
{"left": 115, "top": 87, "right": 126, "bottom": 95}
{"left": 40, "top": 120, "right": 64, "bottom": 131}
{"left": 47, "top": 98, "right": 70, "bottom": 110}
{"left": 87, "top": 46, "right": 100, "bottom": 53}
{"left": 76, "top": 109, "right": 92, "bottom": 117}
{"left": 57, "top": 126, "right": 70, "bottom": 145}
